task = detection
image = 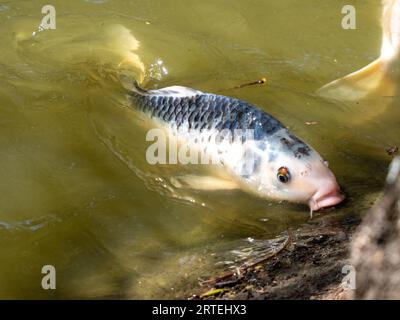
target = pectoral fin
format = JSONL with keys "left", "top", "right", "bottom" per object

{"left": 170, "top": 175, "right": 239, "bottom": 191}
{"left": 317, "top": 58, "right": 396, "bottom": 101}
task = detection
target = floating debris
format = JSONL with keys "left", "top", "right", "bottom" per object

{"left": 219, "top": 77, "right": 267, "bottom": 92}
{"left": 386, "top": 146, "right": 399, "bottom": 156}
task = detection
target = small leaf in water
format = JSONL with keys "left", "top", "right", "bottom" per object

{"left": 200, "top": 288, "right": 229, "bottom": 298}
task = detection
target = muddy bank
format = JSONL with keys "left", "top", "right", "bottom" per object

{"left": 188, "top": 216, "right": 358, "bottom": 300}
{"left": 188, "top": 157, "right": 400, "bottom": 300}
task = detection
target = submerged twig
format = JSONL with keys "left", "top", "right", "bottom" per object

{"left": 218, "top": 77, "right": 267, "bottom": 92}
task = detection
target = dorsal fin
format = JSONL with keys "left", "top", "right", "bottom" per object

{"left": 147, "top": 85, "right": 203, "bottom": 97}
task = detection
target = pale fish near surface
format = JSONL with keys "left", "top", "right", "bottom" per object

{"left": 318, "top": 0, "right": 400, "bottom": 100}
{"left": 129, "top": 82, "right": 345, "bottom": 212}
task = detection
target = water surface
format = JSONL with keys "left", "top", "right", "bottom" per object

{"left": 0, "top": 0, "right": 397, "bottom": 298}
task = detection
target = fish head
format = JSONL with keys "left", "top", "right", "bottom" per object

{"left": 255, "top": 131, "right": 344, "bottom": 211}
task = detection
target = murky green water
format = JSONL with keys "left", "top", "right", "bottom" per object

{"left": 0, "top": 0, "right": 398, "bottom": 299}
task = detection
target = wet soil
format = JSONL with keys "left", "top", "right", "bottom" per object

{"left": 189, "top": 216, "right": 359, "bottom": 300}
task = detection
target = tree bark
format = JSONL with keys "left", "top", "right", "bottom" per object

{"left": 351, "top": 157, "right": 400, "bottom": 299}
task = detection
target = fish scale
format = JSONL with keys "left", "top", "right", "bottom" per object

{"left": 130, "top": 87, "right": 283, "bottom": 142}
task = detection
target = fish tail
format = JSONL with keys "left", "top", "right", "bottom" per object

{"left": 317, "top": 58, "right": 396, "bottom": 100}
{"left": 103, "top": 24, "right": 146, "bottom": 84}
{"left": 317, "top": 0, "right": 400, "bottom": 100}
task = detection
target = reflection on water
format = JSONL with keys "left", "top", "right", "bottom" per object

{"left": 0, "top": 0, "right": 397, "bottom": 298}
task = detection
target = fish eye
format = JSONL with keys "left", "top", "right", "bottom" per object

{"left": 277, "top": 166, "right": 290, "bottom": 183}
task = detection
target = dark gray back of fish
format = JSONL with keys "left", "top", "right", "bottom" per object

{"left": 129, "top": 87, "right": 284, "bottom": 141}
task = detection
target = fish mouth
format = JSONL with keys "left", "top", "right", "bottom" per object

{"left": 308, "top": 191, "right": 345, "bottom": 211}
